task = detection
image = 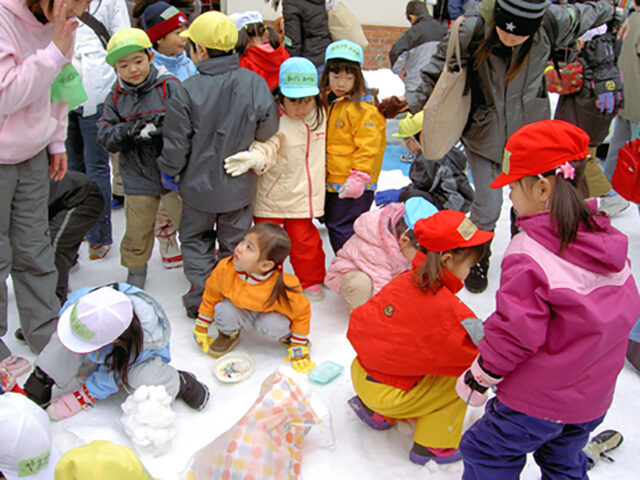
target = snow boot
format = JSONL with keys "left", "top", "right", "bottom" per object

{"left": 464, "top": 255, "right": 490, "bottom": 293}
{"left": 208, "top": 330, "right": 240, "bottom": 358}
{"left": 347, "top": 396, "right": 396, "bottom": 430}
{"left": 409, "top": 442, "right": 462, "bottom": 465}
{"left": 23, "top": 366, "right": 55, "bottom": 407}
{"left": 155, "top": 222, "right": 183, "bottom": 269}
{"left": 46, "top": 384, "right": 96, "bottom": 421}
{"left": 584, "top": 429, "right": 623, "bottom": 469}
{"left": 127, "top": 263, "right": 148, "bottom": 289}
{"left": 177, "top": 371, "right": 210, "bottom": 411}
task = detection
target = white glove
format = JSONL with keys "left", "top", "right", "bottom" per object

{"left": 138, "top": 122, "right": 158, "bottom": 140}
{"left": 224, "top": 149, "right": 266, "bottom": 177}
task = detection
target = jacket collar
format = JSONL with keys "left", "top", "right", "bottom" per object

{"left": 234, "top": 267, "right": 275, "bottom": 285}
{"left": 196, "top": 54, "right": 239, "bottom": 76}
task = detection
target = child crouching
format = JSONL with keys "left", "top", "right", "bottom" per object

{"left": 347, "top": 210, "right": 493, "bottom": 465}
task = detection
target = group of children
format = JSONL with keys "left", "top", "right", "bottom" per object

{"left": 1, "top": 2, "right": 640, "bottom": 478}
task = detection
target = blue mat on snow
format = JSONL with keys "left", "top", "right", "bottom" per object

{"left": 381, "top": 144, "right": 411, "bottom": 176}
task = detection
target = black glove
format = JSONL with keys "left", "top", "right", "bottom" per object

{"left": 125, "top": 118, "right": 147, "bottom": 140}
{"left": 23, "top": 366, "right": 55, "bottom": 406}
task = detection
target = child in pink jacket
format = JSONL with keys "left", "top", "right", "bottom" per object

{"left": 0, "top": 0, "right": 81, "bottom": 374}
{"left": 325, "top": 197, "right": 437, "bottom": 312}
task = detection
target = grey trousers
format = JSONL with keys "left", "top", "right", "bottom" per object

{"left": 466, "top": 149, "right": 504, "bottom": 232}
{"left": 213, "top": 299, "right": 291, "bottom": 341}
{"left": 180, "top": 203, "right": 252, "bottom": 311}
{"left": 35, "top": 332, "right": 180, "bottom": 399}
{"left": 0, "top": 150, "right": 60, "bottom": 359}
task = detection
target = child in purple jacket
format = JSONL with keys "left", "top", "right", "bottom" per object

{"left": 455, "top": 120, "right": 640, "bottom": 480}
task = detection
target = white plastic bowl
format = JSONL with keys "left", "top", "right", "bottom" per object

{"left": 213, "top": 351, "right": 254, "bottom": 383}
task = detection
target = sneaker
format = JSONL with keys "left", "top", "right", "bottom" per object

{"left": 208, "top": 330, "right": 241, "bottom": 358}
{"left": 46, "top": 385, "right": 96, "bottom": 421}
{"left": 126, "top": 264, "right": 148, "bottom": 289}
{"left": 155, "top": 224, "right": 183, "bottom": 269}
{"left": 14, "top": 328, "right": 25, "bottom": 342}
{"left": 584, "top": 429, "right": 623, "bottom": 470}
{"left": 0, "top": 355, "right": 31, "bottom": 377}
{"left": 111, "top": 195, "right": 124, "bottom": 210}
{"left": 347, "top": 396, "right": 396, "bottom": 430}
{"left": 177, "top": 370, "right": 210, "bottom": 410}
{"left": 599, "top": 194, "right": 629, "bottom": 218}
{"left": 409, "top": 442, "right": 462, "bottom": 465}
{"left": 464, "top": 257, "right": 489, "bottom": 293}
{"left": 400, "top": 151, "right": 418, "bottom": 163}
{"left": 303, "top": 284, "right": 325, "bottom": 302}
{"left": 88, "top": 244, "right": 111, "bottom": 260}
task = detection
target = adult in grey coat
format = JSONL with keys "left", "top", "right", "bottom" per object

{"left": 158, "top": 53, "right": 279, "bottom": 317}
{"left": 280, "top": 0, "right": 332, "bottom": 68}
{"left": 397, "top": 0, "right": 625, "bottom": 293}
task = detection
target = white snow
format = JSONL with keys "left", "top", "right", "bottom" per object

{"left": 4, "top": 70, "right": 640, "bottom": 479}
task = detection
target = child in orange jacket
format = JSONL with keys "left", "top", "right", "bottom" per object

{"left": 347, "top": 210, "right": 493, "bottom": 465}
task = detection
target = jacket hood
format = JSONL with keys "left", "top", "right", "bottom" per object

{"left": 1, "top": 0, "right": 47, "bottom": 28}
{"left": 244, "top": 43, "right": 289, "bottom": 72}
{"left": 352, "top": 202, "right": 406, "bottom": 261}
{"left": 517, "top": 210, "right": 629, "bottom": 274}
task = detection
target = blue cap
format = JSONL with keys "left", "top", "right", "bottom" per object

{"left": 279, "top": 57, "right": 319, "bottom": 98}
{"left": 403, "top": 197, "right": 439, "bottom": 230}
{"left": 325, "top": 39, "right": 363, "bottom": 65}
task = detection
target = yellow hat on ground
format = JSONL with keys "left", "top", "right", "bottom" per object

{"left": 179, "top": 11, "right": 238, "bottom": 51}
{"left": 54, "top": 440, "right": 156, "bottom": 480}
{"left": 392, "top": 111, "right": 424, "bottom": 138}
{"left": 106, "top": 28, "right": 152, "bottom": 66}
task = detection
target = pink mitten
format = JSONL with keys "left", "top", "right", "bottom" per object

{"left": 455, "top": 356, "right": 502, "bottom": 407}
{"left": 338, "top": 170, "right": 371, "bottom": 199}
{"left": 46, "top": 384, "right": 97, "bottom": 421}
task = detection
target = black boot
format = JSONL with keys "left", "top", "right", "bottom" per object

{"left": 177, "top": 371, "right": 210, "bottom": 411}
{"left": 465, "top": 249, "right": 491, "bottom": 294}
{"left": 23, "top": 367, "right": 54, "bottom": 406}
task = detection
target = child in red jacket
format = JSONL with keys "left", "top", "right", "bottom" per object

{"left": 347, "top": 210, "right": 493, "bottom": 465}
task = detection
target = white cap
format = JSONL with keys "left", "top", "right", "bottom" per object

{"left": 0, "top": 393, "right": 60, "bottom": 480}
{"left": 229, "top": 10, "right": 263, "bottom": 31}
{"left": 57, "top": 287, "right": 134, "bottom": 354}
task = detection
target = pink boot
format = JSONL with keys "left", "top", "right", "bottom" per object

{"left": 46, "top": 384, "right": 97, "bottom": 421}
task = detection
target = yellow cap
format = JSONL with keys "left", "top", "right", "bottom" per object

{"left": 54, "top": 441, "right": 156, "bottom": 480}
{"left": 179, "top": 11, "right": 238, "bottom": 51}
{"left": 392, "top": 111, "right": 424, "bottom": 138}
{"left": 106, "top": 28, "right": 152, "bottom": 66}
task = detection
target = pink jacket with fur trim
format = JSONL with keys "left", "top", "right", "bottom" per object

{"left": 325, "top": 203, "right": 411, "bottom": 295}
{"left": 480, "top": 211, "right": 640, "bottom": 424}
{"left": 0, "top": 0, "right": 71, "bottom": 163}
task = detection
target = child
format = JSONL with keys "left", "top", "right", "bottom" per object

{"left": 22, "top": 284, "right": 209, "bottom": 420}
{"left": 347, "top": 210, "right": 493, "bottom": 465}
{"left": 455, "top": 120, "right": 640, "bottom": 479}
{"left": 224, "top": 56, "right": 326, "bottom": 301}
{"left": 326, "top": 197, "right": 438, "bottom": 312}
{"left": 158, "top": 11, "right": 279, "bottom": 319}
{"left": 141, "top": 1, "right": 197, "bottom": 270}
{"left": 97, "top": 28, "right": 183, "bottom": 289}
{"left": 230, "top": 10, "right": 289, "bottom": 91}
{"left": 375, "top": 111, "right": 474, "bottom": 213}
{"left": 193, "top": 223, "right": 314, "bottom": 373}
{"left": 320, "top": 39, "right": 386, "bottom": 253}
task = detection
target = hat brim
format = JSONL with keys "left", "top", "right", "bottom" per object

{"left": 463, "top": 229, "right": 495, "bottom": 248}
{"left": 280, "top": 85, "right": 320, "bottom": 98}
{"left": 56, "top": 306, "right": 99, "bottom": 354}
{"left": 490, "top": 172, "right": 522, "bottom": 189}
{"left": 392, "top": 132, "right": 409, "bottom": 138}
{"left": 106, "top": 45, "right": 148, "bottom": 66}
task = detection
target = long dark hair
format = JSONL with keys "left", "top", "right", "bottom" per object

{"left": 473, "top": 22, "right": 534, "bottom": 84}
{"left": 319, "top": 58, "right": 368, "bottom": 107}
{"left": 415, "top": 244, "right": 487, "bottom": 292}
{"left": 251, "top": 223, "right": 299, "bottom": 307}
{"left": 522, "top": 157, "right": 603, "bottom": 251}
{"left": 272, "top": 86, "right": 325, "bottom": 131}
{"left": 104, "top": 312, "right": 144, "bottom": 391}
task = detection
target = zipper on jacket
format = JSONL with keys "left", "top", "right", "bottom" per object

{"left": 304, "top": 123, "right": 313, "bottom": 217}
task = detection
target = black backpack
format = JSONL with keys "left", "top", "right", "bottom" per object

{"left": 579, "top": 32, "right": 624, "bottom": 112}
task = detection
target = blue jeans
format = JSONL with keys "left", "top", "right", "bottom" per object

{"left": 65, "top": 105, "right": 112, "bottom": 247}
{"left": 603, "top": 115, "right": 640, "bottom": 183}
{"left": 461, "top": 397, "right": 604, "bottom": 480}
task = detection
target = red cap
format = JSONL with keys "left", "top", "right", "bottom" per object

{"left": 414, "top": 210, "right": 494, "bottom": 252}
{"left": 491, "top": 119, "right": 590, "bottom": 189}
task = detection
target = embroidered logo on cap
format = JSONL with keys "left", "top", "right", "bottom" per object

{"left": 69, "top": 303, "right": 96, "bottom": 340}
{"left": 457, "top": 217, "right": 478, "bottom": 241}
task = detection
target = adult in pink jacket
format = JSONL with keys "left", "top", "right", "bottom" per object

{"left": 0, "top": 0, "right": 83, "bottom": 369}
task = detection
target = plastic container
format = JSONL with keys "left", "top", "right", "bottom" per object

{"left": 308, "top": 360, "right": 343, "bottom": 384}
{"left": 213, "top": 351, "right": 254, "bottom": 383}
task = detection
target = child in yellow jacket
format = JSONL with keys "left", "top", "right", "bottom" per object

{"left": 320, "top": 40, "right": 386, "bottom": 253}
{"left": 193, "top": 223, "right": 314, "bottom": 372}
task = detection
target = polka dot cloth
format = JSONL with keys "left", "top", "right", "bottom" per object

{"left": 184, "top": 372, "right": 321, "bottom": 480}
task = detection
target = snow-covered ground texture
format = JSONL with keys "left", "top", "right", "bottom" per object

{"left": 5, "top": 69, "right": 640, "bottom": 479}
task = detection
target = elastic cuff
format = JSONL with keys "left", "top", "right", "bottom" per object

{"left": 44, "top": 41, "right": 69, "bottom": 71}
{"left": 48, "top": 142, "right": 65, "bottom": 155}
{"left": 196, "top": 315, "right": 212, "bottom": 326}
{"left": 289, "top": 333, "right": 308, "bottom": 345}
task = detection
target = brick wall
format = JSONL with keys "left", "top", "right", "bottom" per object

{"left": 362, "top": 25, "right": 407, "bottom": 70}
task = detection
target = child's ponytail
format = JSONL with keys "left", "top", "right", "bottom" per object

{"left": 104, "top": 313, "right": 144, "bottom": 391}
{"left": 415, "top": 245, "right": 487, "bottom": 292}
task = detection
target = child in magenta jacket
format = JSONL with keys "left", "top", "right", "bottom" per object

{"left": 456, "top": 120, "right": 640, "bottom": 480}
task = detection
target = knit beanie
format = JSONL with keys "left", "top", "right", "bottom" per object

{"left": 494, "top": 0, "right": 549, "bottom": 37}
{"left": 142, "top": 1, "right": 188, "bottom": 44}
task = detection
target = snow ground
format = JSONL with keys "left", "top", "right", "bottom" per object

{"left": 5, "top": 70, "right": 640, "bottom": 479}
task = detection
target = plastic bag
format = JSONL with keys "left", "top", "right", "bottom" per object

{"left": 50, "top": 64, "right": 88, "bottom": 111}
{"left": 327, "top": 1, "right": 369, "bottom": 49}
{"left": 183, "top": 371, "right": 321, "bottom": 480}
